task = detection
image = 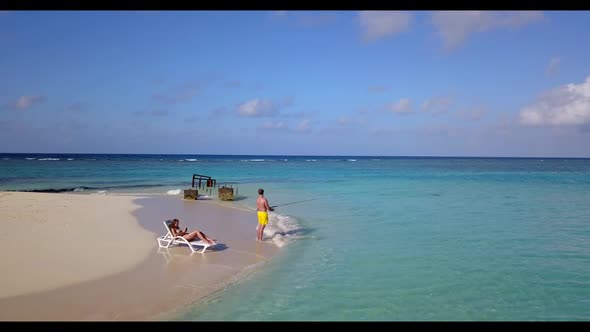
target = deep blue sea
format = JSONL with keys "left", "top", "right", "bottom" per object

{"left": 2, "top": 153, "right": 590, "bottom": 320}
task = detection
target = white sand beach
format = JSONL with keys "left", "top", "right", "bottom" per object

{"left": 0, "top": 192, "right": 280, "bottom": 320}
{"left": 0, "top": 192, "right": 154, "bottom": 299}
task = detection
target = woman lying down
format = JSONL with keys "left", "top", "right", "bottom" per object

{"left": 167, "top": 218, "right": 217, "bottom": 245}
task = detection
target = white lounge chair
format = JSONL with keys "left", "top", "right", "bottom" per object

{"left": 157, "top": 220, "right": 217, "bottom": 254}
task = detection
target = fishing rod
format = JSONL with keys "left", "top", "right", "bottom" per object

{"left": 270, "top": 198, "right": 316, "bottom": 208}
{"left": 268, "top": 189, "right": 376, "bottom": 208}
{"left": 266, "top": 188, "right": 389, "bottom": 209}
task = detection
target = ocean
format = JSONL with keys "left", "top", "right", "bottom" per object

{"left": 1, "top": 153, "right": 590, "bottom": 320}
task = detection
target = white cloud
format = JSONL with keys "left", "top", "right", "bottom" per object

{"left": 282, "top": 110, "right": 316, "bottom": 119}
{"left": 259, "top": 119, "right": 310, "bottom": 132}
{"left": 358, "top": 11, "right": 412, "bottom": 42}
{"left": 208, "top": 106, "right": 228, "bottom": 119}
{"left": 270, "top": 11, "right": 337, "bottom": 28}
{"left": 456, "top": 106, "right": 488, "bottom": 121}
{"left": 236, "top": 98, "right": 278, "bottom": 117}
{"left": 67, "top": 102, "right": 90, "bottom": 112}
{"left": 151, "top": 110, "right": 168, "bottom": 117}
{"left": 546, "top": 57, "right": 561, "bottom": 78}
{"left": 422, "top": 96, "right": 453, "bottom": 114}
{"left": 261, "top": 121, "right": 286, "bottom": 129}
{"left": 295, "top": 119, "right": 311, "bottom": 132}
{"left": 338, "top": 116, "right": 352, "bottom": 125}
{"left": 271, "top": 11, "right": 287, "bottom": 18}
{"left": 520, "top": 76, "right": 590, "bottom": 126}
{"left": 368, "top": 85, "right": 389, "bottom": 93}
{"left": 152, "top": 78, "right": 165, "bottom": 85}
{"left": 281, "top": 96, "right": 295, "bottom": 107}
{"left": 338, "top": 115, "right": 367, "bottom": 127}
{"left": 13, "top": 95, "right": 46, "bottom": 110}
{"left": 297, "top": 13, "right": 337, "bottom": 28}
{"left": 175, "top": 86, "right": 199, "bottom": 101}
{"left": 388, "top": 98, "right": 413, "bottom": 114}
{"left": 185, "top": 115, "right": 199, "bottom": 123}
{"left": 152, "top": 83, "right": 199, "bottom": 104}
{"left": 431, "top": 11, "right": 543, "bottom": 49}
{"left": 225, "top": 80, "right": 241, "bottom": 88}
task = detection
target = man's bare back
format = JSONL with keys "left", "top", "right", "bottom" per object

{"left": 257, "top": 196, "right": 272, "bottom": 212}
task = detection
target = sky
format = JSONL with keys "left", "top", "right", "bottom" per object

{"left": 1, "top": 10, "right": 590, "bottom": 157}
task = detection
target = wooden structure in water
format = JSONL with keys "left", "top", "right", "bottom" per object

{"left": 192, "top": 174, "right": 217, "bottom": 189}
{"left": 183, "top": 188, "right": 197, "bottom": 200}
{"left": 218, "top": 186, "right": 234, "bottom": 201}
{"left": 184, "top": 174, "right": 217, "bottom": 200}
{"left": 184, "top": 173, "right": 238, "bottom": 201}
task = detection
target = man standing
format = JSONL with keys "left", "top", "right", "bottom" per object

{"left": 256, "top": 188, "right": 274, "bottom": 241}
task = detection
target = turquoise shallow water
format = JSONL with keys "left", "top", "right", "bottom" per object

{"left": 2, "top": 154, "right": 590, "bottom": 320}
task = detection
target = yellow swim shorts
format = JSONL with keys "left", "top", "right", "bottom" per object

{"left": 257, "top": 211, "right": 269, "bottom": 225}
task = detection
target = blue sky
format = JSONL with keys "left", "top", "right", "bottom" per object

{"left": 1, "top": 10, "right": 589, "bottom": 157}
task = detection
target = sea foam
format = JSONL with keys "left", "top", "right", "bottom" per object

{"left": 263, "top": 212, "right": 303, "bottom": 248}
{"left": 167, "top": 189, "right": 182, "bottom": 195}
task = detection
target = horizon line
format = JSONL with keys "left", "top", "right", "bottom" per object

{"left": 1, "top": 152, "right": 589, "bottom": 159}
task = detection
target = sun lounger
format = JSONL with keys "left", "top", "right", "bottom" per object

{"left": 157, "top": 220, "right": 217, "bottom": 253}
